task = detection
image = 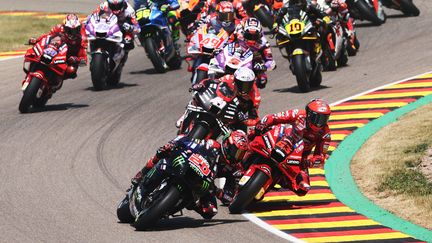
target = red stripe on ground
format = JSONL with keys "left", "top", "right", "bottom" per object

{"left": 0, "top": 53, "right": 24, "bottom": 57}
{"left": 266, "top": 215, "right": 367, "bottom": 225}
{"left": 265, "top": 188, "right": 331, "bottom": 197}
{"left": 290, "top": 228, "right": 398, "bottom": 238}
{"left": 402, "top": 78, "right": 432, "bottom": 83}
{"left": 332, "top": 130, "right": 352, "bottom": 135}
{"left": 328, "top": 119, "right": 370, "bottom": 125}
{"left": 369, "top": 88, "right": 432, "bottom": 94}
{"left": 331, "top": 109, "right": 390, "bottom": 115}
{"left": 337, "top": 98, "right": 417, "bottom": 106}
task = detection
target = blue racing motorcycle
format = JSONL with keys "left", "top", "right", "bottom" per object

{"left": 136, "top": 1, "right": 182, "bottom": 73}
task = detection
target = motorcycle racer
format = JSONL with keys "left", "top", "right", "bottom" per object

{"left": 234, "top": 17, "right": 276, "bottom": 89}
{"left": 201, "top": 0, "right": 248, "bottom": 20}
{"left": 248, "top": 98, "right": 332, "bottom": 196}
{"left": 196, "top": 1, "right": 240, "bottom": 37}
{"left": 30, "top": 13, "right": 87, "bottom": 80}
{"left": 134, "top": 0, "right": 182, "bottom": 47}
{"left": 131, "top": 130, "right": 249, "bottom": 219}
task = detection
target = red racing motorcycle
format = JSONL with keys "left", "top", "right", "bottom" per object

{"left": 229, "top": 123, "right": 311, "bottom": 213}
{"left": 19, "top": 36, "right": 69, "bottom": 113}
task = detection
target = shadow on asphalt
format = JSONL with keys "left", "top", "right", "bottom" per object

{"left": 30, "top": 103, "right": 89, "bottom": 112}
{"left": 273, "top": 85, "right": 331, "bottom": 93}
{"left": 124, "top": 217, "right": 248, "bottom": 232}
{"left": 84, "top": 82, "right": 138, "bottom": 91}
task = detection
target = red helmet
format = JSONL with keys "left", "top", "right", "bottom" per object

{"left": 108, "top": 0, "right": 126, "bottom": 15}
{"left": 305, "top": 99, "right": 331, "bottom": 132}
{"left": 216, "top": 1, "right": 235, "bottom": 27}
{"left": 222, "top": 130, "right": 248, "bottom": 165}
{"left": 63, "top": 13, "right": 81, "bottom": 41}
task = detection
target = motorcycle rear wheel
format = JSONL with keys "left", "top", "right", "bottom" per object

{"left": 19, "top": 77, "right": 42, "bottom": 113}
{"left": 133, "top": 185, "right": 180, "bottom": 230}
{"left": 293, "top": 54, "right": 311, "bottom": 93}
{"left": 229, "top": 170, "right": 269, "bottom": 214}
{"left": 90, "top": 53, "right": 108, "bottom": 91}
{"left": 400, "top": 0, "right": 420, "bottom": 16}
{"left": 144, "top": 37, "right": 167, "bottom": 73}
{"left": 253, "top": 6, "right": 274, "bottom": 29}
{"left": 355, "top": 0, "right": 383, "bottom": 25}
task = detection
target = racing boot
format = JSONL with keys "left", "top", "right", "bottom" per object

{"left": 195, "top": 193, "right": 218, "bottom": 219}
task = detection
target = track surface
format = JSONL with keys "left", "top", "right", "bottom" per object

{"left": 0, "top": 0, "right": 431, "bottom": 242}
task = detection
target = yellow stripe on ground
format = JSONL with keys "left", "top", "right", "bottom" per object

{"left": 253, "top": 206, "right": 355, "bottom": 217}
{"left": 302, "top": 232, "right": 412, "bottom": 243}
{"left": 329, "top": 123, "right": 365, "bottom": 129}
{"left": 330, "top": 112, "right": 384, "bottom": 120}
{"left": 414, "top": 73, "right": 432, "bottom": 79}
{"left": 383, "top": 82, "right": 432, "bottom": 89}
{"left": 311, "top": 180, "right": 328, "bottom": 187}
{"left": 354, "top": 91, "right": 432, "bottom": 100}
{"left": 331, "top": 133, "right": 347, "bottom": 141}
{"left": 274, "top": 219, "right": 380, "bottom": 230}
{"left": 309, "top": 168, "right": 325, "bottom": 175}
{"left": 262, "top": 193, "right": 336, "bottom": 202}
{"left": 331, "top": 102, "right": 408, "bottom": 110}
{"left": 328, "top": 146, "right": 336, "bottom": 152}
{"left": 1, "top": 12, "right": 37, "bottom": 16}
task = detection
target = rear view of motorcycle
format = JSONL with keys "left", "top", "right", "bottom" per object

{"left": 381, "top": 0, "right": 420, "bottom": 16}
{"left": 275, "top": 8, "right": 322, "bottom": 92}
{"left": 86, "top": 13, "right": 125, "bottom": 90}
{"left": 116, "top": 139, "right": 216, "bottom": 229}
{"left": 321, "top": 17, "right": 349, "bottom": 71}
{"left": 242, "top": 0, "right": 274, "bottom": 29}
{"left": 19, "top": 36, "right": 68, "bottom": 113}
{"left": 136, "top": 3, "right": 182, "bottom": 73}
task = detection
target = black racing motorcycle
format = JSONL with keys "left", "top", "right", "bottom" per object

{"left": 380, "top": 0, "right": 420, "bottom": 16}
{"left": 117, "top": 139, "right": 216, "bottom": 229}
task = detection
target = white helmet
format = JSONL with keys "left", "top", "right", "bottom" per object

{"left": 234, "top": 67, "right": 255, "bottom": 94}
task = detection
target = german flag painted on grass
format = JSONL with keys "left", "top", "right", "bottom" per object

{"left": 249, "top": 73, "right": 432, "bottom": 242}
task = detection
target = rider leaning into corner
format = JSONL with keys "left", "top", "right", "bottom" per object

{"left": 90, "top": 0, "right": 141, "bottom": 66}
{"left": 30, "top": 13, "right": 87, "bottom": 80}
{"left": 133, "top": 0, "right": 181, "bottom": 49}
{"left": 248, "top": 98, "right": 332, "bottom": 196}
{"left": 233, "top": 17, "right": 276, "bottom": 89}
{"left": 130, "top": 131, "right": 249, "bottom": 219}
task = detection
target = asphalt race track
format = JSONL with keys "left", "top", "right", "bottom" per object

{"left": 0, "top": 0, "right": 431, "bottom": 242}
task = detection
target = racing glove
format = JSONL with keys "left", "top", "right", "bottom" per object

{"left": 122, "top": 23, "right": 134, "bottom": 32}
{"left": 189, "top": 83, "right": 205, "bottom": 92}
{"left": 307, "top": 154, "right": 325, "bottom": 168}
{"left": 160, "top": 4, "right": 171, "bottom": 13}
{"left": 156, "top": 141, "right": 177, "bottom": 158}
{"left": 67, "top": 56, "right": 80, "bottom": 65}
{"left": 253, "top": 62, "right": 267, "bottom": 72}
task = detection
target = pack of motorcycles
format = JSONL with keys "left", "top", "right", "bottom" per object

{"left": 17, "top": 0, "right": 419, "bottom": 230}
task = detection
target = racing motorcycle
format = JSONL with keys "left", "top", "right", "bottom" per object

{"left": 321, "top": 17, "right": 349, "bottom": 71}
{"left": 346, "top": 0, "right": 386, "bottom": 25}
{"left": 243, "top": 0, "right": 274, "bottom": 29}
{"left": 19, "top": 36, "right": 68, "bottom": 113}
{"left": 117, "top": 138, "right": 216, "bottom": 229}
{"left": 207, "top": 42, "right": 254, "bottom": 79}
{"left": 275, "top": 7, "right": 322, "bottom": 92}
{"left": 86, "top": 12, "right": 125, "bottom": 90}
{"left": 380, "top": 0, "right": 419, "bottom": 16}
{"left": 229, "top": 124, "right": 309, "bottom": 213}
{"left": 177, "top": 79, "right": 241, "bottom": 140}
{"left": 186, "top": 25, "right": 229, "bottom": 85}
{"left": 136, "top": 2, "right": 182, "bottom": 73}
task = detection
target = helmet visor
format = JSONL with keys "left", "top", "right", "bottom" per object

{"left": 224, "top": 143, "right": 246, "bottom": 163}
{"left": 235, "top": 78, "right": 254, "bottom": 94}
{"left": 307, "top": 111, "right": 330, "bottom": 128}
{"left": 65, "top": 26, "right": 80, "bottom": 36}
{"left": 244, "top": 31, "right": 260, "bottom": 41}
{"left": 109, "top": 2, "right": 123, "bottom": 11}
{"left": 219, "top": 12, "right": 234, "bottom": 23}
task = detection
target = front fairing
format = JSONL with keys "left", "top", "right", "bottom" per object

{"left": 86, "top": 13, "right": 123, "bottom": 43}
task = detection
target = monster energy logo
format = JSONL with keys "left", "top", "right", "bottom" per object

{"left": 172, "top": 156, "right": 185, "bottom": 167}
{"left": 201, "top": 181, "right": 210, "bottom": 191}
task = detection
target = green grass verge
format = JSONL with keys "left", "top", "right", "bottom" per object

{"left": 0, "top": 15, "right": 60, "bottom": 52}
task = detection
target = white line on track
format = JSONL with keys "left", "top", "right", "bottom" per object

{"left": 243, "top": 70, "right": 432, "bottom": 242}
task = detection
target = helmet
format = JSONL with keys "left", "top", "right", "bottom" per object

{"left": 63, "top": 14, "right": 81, "bottom": 41}
{"left": 222, "top": 130, "right": 248, "bottom": 165}
{"left": 108, "top": 0, "right": 126, "bottom": 15}
{"left": 233, "top": 67, "right": 255, "bottom": 94}
{"left": 216, "top": 1, "right": 235, "bottom": 28}
{"left": 305, "top": 99, "right": 331, "bottom": 132}
{"left": 242, "top": 18, "right": 262, "bottom": 46}
{"left": 290, "top": 0, "right": 307, "bottom": 9}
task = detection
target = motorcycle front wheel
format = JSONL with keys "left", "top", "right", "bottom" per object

{"left": 117, "top": 194, "right": 135, "bottom": 223}
{"left": 229, "top": 170, "right": 269, "bottom": 214}
{"left": 292, "top": 54, "right": 311, "bottom": 93}
{"left": 253, "top": 6, "right": 274, "bottom": 29}
{"left": 133, "top": 185, "right": 180, "bottom": 230}
{"left": 143, "top": 37, "right": 167, "bottom": 73}
{"left": 355, "top": 0, "right": 383, "bottom": 25}
{"left": 19, "top": 77, "right": 42, "bottom": 113}
{"left": 90, "top": 53, "right": 108, "bottom": 91}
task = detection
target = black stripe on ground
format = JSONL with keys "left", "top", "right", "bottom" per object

{"left": 341, "top": 96, "right": 425, "bottom": 103}
{"left": 256, "top": 211, "right": 360, "bottom": 221}
{"left": 334, "top": 238, "right": 421, "bottom": 243}
{"left": 330, "top": 107, "right": 399, "bottom": 113}
{"left": 280, "top": 224, "right": 389, "bottom": 234}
